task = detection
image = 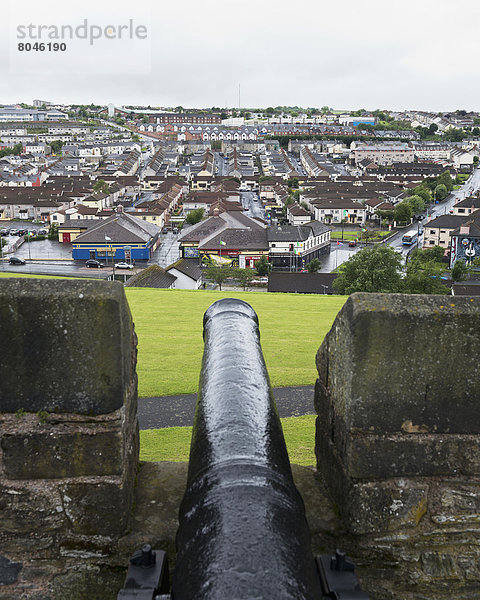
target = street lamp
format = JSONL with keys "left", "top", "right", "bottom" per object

{"left": 105, "top": 235, "right": 115, "bottom": 279}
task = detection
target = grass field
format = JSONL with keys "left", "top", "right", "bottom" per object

{"left": 124, "top": 289, "right": 345, "bottom": 397}
{"left": 330, "top": 230, "right": 390, "bottom": 241}
{"left": 140, "top": 414, "right": 317, "bottom": 466}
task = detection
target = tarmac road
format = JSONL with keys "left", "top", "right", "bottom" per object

{"left": 138, "top": 385, "right": 316, "bottom": 429}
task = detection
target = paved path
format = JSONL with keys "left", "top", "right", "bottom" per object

{"left": 138, "top": 385, "right": 316, "bottom": 429}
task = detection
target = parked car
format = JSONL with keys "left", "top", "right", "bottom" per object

{"left": 38, "top": 229, "right": 48, "bottom": 236}
{"left": 115, "top": 262, "right": 134, "bottom": 270}
{"left": 85, "top": 259, "right": 104, "bottom": 268}
{"left": 9, "top": 229, "right": 18, "bottom": 236}
{"left": 17, "top": 229, "right": 27, "bottom": 236}
{"left": 348, "top": 240, "right": 357, "bottom": 247}
{"left": 0, "top": 229, "right": 8, "bottom": 236}
{"left": 9, "top": 257, "right": 26, "bottom": 265}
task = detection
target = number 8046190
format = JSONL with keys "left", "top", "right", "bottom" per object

{"left": 18, "top": 42, "right": 66, "bottom": 51}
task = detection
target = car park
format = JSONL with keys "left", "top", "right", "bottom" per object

{"left": 9, "top": 257, "right": 26, "bottom": 265}
{"left": 115, "top": 262, "right": 134, "bottom": 270}
{"left": 85, "top": 259, "right": 104, "bottom": 268}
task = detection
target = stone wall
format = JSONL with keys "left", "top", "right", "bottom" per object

{"left": 315, "top": 293, "right": 480, "bottom": 599}
{"left": 0, "top": 280, "right": 139, "bottom": 599}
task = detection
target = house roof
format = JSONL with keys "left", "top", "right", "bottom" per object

{"left": 454, "top": 196, "right": 480, "bottom": 208}
{"left": 125, "top": 265, "right": 176, "bottom": 288}
{"left": 203, "top": 228, "right": 269, "bottom": 251}
{"left": 426, "top": 215, "right": 467, "bottom": 229}
{"left": 267, "top": 225, "right": 311, "bottom": 242}
{"left": 73, "top": 212, "right": 160, "bottom": 244}
{"left": 166, "top": 258, "right": 203, "bottom": 281}
{"left": 452, "top": 282, "right": 480, "bottom": 296}
{"left": 268, "top": 272, "right": 337, "bottom": 294}
{"left": 59, "top": 219, "right": 96, "bottom": 230}
{"left": 288, "top": 203, "right": 310, "bottom": 216}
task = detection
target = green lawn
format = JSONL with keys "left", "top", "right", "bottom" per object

{"left": 331, "top": 231, "right": 390, "bottom": 242}
{"left": 125, "top": 289, "right": 345, "bottom": 398}
{"left": 140, "top": 414, "right": 317, "bottom": 466}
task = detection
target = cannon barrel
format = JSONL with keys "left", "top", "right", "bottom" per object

{"left": 172, "top": 298, "right": 322, "bottom": 599}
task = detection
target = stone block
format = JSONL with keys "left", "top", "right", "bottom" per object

{"left": 60, "top": 479, "right": 134, "bottom": 537}
{"left": 0, "top": 554, "right": 22, "bottom": 586}
{"left": 316, "top": 293, "right": 480, "bottom": 436}
{"left": 344, "top": 434, "right": 480, "bottom": 480}
{"left": 0, "top": 279, "right": 134, "bottom": 415}
{"left": 2, "top": 429, "right": 124, "bottom": 480}
{"left": 346, "top": 480, "right": 429, "bottom": 535}
{"left": 0, "top": 483, "right": 66, "bottom": 535}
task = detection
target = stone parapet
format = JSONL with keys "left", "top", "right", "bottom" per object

{"left": 315, "top": 293, "right": 480, "bottom": 598}
{"left": 0, "top": 280, "right": 139, "bottom": 599}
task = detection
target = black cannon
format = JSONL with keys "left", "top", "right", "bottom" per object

{"left": 172, "top": 298, "right": 322, "bottom": 599}
{"left": 118, "top": 298, "right": 368, "bottom": 599}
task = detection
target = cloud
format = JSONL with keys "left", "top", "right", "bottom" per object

{"left": 1, "top": 0, "right": 480, "bottom": 111}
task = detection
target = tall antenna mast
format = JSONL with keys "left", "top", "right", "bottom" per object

{"left": 238, "top": 84, "right": 241, "bottom": 110}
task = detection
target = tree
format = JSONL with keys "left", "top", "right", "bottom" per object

{"left": 406, "top": 195, "right": 426, "bottom": 215}
{"left": 255, "top": 255, "right": 272, "bottom": 276}
{"left": 204, "top": 265, "right": 233, "bottom": 291}
{"left": 377, "top": 209, "right": 394, "bottom": 224}
{"left": 451, "top": 260, "right": 470, "bottom": 282}
{"left": 474, "top": 156, "right": 479, "bottom": 166}
{"left": 411, "top": 185, "right": 432, "bottom": 204}
{"left": 307, "top": 258, "right": 320, "bottom": 272}
{"left": 434, "top": 184, "right": 448, "bottom": 201}
{"left": 287, "top": 177, "right": 299, "bottom": 189}
{"left": 235, "top": 268, "right": 255, "bottom": 290}
{"left": 403, "top": 247, "right": 448, "bottom": 294}
{"left": 93, "top": 179, "right": 110, "bottom": 195}
{"left": 428, "top": 123, "right": 438, "bottom": 135}
{"left": 444, "top": 128, "right": 466, "bottom": 142}
{"left": 48, "top": 223, "right": 59, "bottom": 240}
{"left": 434, "top": 171, "right": 454, "bottom": 193}
{"left": 394, "top": 202, "right": 412, "bottom": 224}
{"left": 50, "top": 140, "right": 63, "bottom": 154}
{"left": 185, "top": 208, "right": 204, "bottom": 225}
{"left": 332, "top": 246, "right": 403, "bottom": 294}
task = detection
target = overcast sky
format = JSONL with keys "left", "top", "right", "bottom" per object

{"left": 1, "top": 0, "right": 480, "bottom": 112}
